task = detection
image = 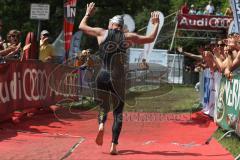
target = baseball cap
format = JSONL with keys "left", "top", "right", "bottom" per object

{"left": 110, "top": 15, "right": 124, "bottom": 27}
{"left": 41, "top": 30, "right": 49, "bottom": 35}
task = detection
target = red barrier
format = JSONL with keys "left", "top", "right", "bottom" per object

{"left": 0, "top": 60, "right": 75, "bottom": 121}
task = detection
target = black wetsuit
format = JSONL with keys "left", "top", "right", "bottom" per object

{"left": 96, "top": 29, "right": 127, "bottom": 144}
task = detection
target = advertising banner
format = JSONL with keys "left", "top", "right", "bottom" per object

{"left": 0, "top": 60, "right": 76, "bottom": 119}
{"left": 64, "top": 0, "right": 77, "bottom": 60}
{"left": 215, "top": 76, "right": 240, "bottom": 131}
{"left": 177, "top": 14, "right": 232, "bottom": 31}
{"left": 143, "top": 11, "right": 164, "bottom": 60}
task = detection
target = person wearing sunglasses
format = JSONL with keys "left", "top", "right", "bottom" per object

{"left": 0, "top": 29, "right": 21, "bottom": 59}
{"left": 39, "top": 30, "right": 55, "bottom": 62}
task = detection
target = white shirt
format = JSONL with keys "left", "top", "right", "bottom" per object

{"left": 206, "top": 5, "right": 215, "bottom": 14}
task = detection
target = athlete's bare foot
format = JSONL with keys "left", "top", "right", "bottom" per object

{"left": 110, "top": 143, "right": 118, "bottom": 155}
{"left": 95, "top": 123, "right": 104, "bottom": 145}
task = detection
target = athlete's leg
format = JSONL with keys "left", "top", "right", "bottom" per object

{"left": 95, "top": 71, "right": 111, "bottom": 145}
{"left": 110, "top": 79, "right": 125, "bottom": 154}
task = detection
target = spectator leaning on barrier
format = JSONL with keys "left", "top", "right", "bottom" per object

{"left": 180, "top": 2, "right": 189, "bottom": 14}
{"left": 0, "top": 29, "right": 21, "bottom": 59}
{"left": 215, "top": 7, "right": 223, "bottom": 16}
{"left": 200, "top": 34, "right": 240, "bottom": 80}
{"left": 39, "top": 30, "right": 55, "bottom": 62}
{"left": 196, "top": 7, "right": 204, "bottom": 15}
{"left": 189, "top": 4, "right": 196, "bottom": 15}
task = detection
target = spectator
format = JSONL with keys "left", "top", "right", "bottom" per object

{"left": 205, "top": 1, "right": 215, "bottom": 15}
{"left": 177, "top": 46, "right": 202, "bottom": 61}
{"left": 138, "top": 58, "right": 149, "bottom": 70}
{"left": 215, "top": 7, "right": 223, "bottom": 16}
{"left": 39, "top": 30, "right": 55, "bottom": 62}
{"left": 189, "top": 4, "right": 196, "bottom": 15}
{"left": 180, "top": 2, "right": 189, "bottom": 14}
{"left": 0, "top": 29, "right": 21, "bottom": 59}
{"left": 224, "top": 7, "right": 233, "bottom": 17}
{"left": 196, "top": 7, "right": 204, "bottom": 15}
{"left": 75, "top": 49, "right": 94, "bottom": 69}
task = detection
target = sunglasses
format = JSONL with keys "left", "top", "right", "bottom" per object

{"left": 9, "top": 35, "right": 17, "bottom": 38}
{"left": 218, "top": 44, "right": 225, "bottom": 47}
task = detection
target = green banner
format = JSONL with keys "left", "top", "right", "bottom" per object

{"left": 215, "top": 75, "right": 240, "bottom": 133}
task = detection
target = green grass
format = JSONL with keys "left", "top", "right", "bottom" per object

{"left": 213, "top": 128, "right": 240, "bottom": 158}
{"left": 125, "top": 84, "right": 200, "bottom": 113}
{"left": 58, "top": 97, "right": 97, "bottom": 111}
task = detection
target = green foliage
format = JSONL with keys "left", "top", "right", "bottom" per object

{"left": 0, "top": 0, "right": 231, "bottom": 50}
{"left": 169, "top": 0, "right": 230, "bottom": 13}
{"left": 0, "top": 0, "right": 63, "bottom": 42}
{"left": 168, "top": 0, "right": 230, "bottom": 52}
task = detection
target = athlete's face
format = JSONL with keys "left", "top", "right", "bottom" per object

{"left": 108, "top": 21, "right": 122, "bottom": 30}
{"left": 108, "top": 22, "right": 113, "bottom": 29}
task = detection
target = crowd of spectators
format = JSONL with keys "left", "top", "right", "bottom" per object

{"left": 0, "top": 17, "right": 58, "bottom": 64}
{"left": 180, "top": 0, "right": 229, "bottom": 16}
{"left": 177, "top": 33, "right": 240, "bottom": 81}
{"left": 176, "top": 33, "right": 240, "bottom": 117}
{"left": 0, "top": 18, "right": 62, "bottom": 122}
{"left": 0, "top": 18, "right": 22, "bottom": 61}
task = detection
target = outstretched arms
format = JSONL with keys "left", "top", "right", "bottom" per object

{"left": 125, "top": 11, "right": 160, "bottom": 44}
{"left": 177, "top": 46, "right": 202, "bottom": 61}
{"left": 79, "top": 2, "right": 105, "bottom": 41}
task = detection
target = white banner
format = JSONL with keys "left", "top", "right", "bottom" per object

{"left": 143, "top": 11, "right": 164, "bottom": 60}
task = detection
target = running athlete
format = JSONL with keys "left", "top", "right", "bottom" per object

{"left": 79, "top": 2, "right": 160, "bottom": 155}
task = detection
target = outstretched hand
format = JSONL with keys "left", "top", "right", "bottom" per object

{"left": 213, "top": 47, "right": 221, "bottom": 58}
{"left": 0, "top": 40, "right": 5, "bottom": 47}
{"left": 5, "top": 43, "right": 21, "bottom": 58}
{"left": 86, "top": 2, "right": 96, "bottom": 17}
{"left": 224, "top": 68, "right": 233, "bottom": 80}
{"left": 151, "top": 11, "right": 160, "bottom": 25}
{"left": 177, "top": 46, "right": 183, "bottom": 53}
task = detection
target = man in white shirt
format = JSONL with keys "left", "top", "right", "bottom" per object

{"left": 205, "top": 1, "right": 215, "bottom": 15}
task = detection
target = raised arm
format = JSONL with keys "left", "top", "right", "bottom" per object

{"left": 125, "top": 11, "right": 160, "bottom": 44}
{"left": 177, "top": 46, "right": 202, "bottom": 61}
{"left": 0, "top": 44, "right": 19, "bottom": 56}
{"left": 229, "top": 51, "right": 240, "bottom": 71}
{"left": 79, "top": 2, "right": 105, "bottom": 41}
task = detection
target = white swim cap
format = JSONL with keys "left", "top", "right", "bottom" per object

{"left": 110, "top": 15, "right": 124, "bottom": 26}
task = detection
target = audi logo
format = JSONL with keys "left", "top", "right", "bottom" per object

{"left": 23, "top": 68, "right": 48, "bottom": 101}
{"left": 209, "top": 18, "right": 232, "bottom": 28}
